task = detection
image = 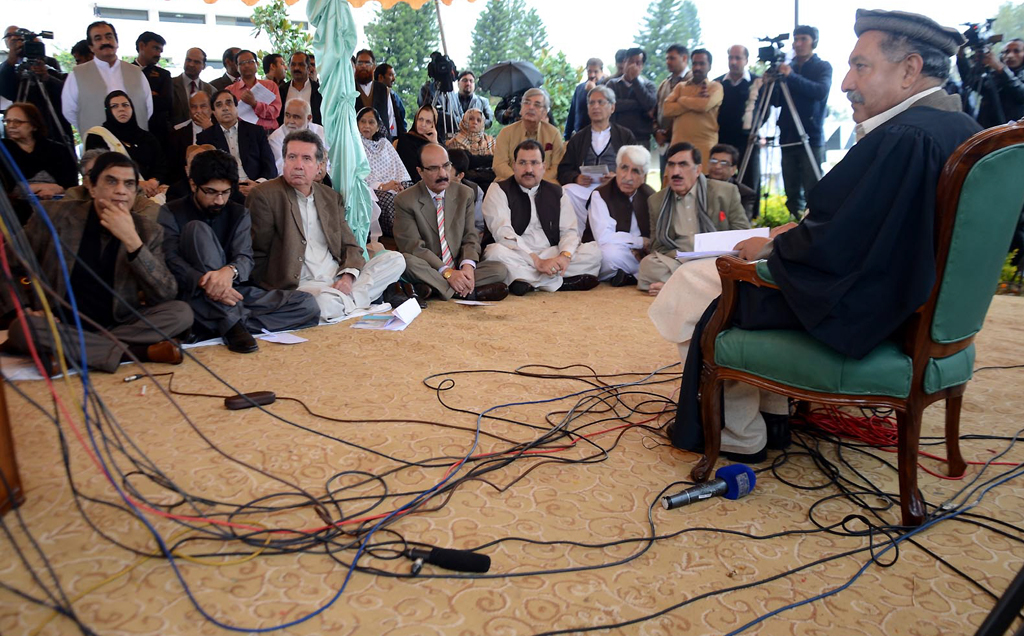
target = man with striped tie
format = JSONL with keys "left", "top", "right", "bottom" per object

{"left": 393, "top": 144, "right": 509, "bottom": 303}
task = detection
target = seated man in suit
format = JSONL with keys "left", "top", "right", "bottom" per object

{"left": 169, "top": 91, "right": 215, "bottom": 184}
{"left": 247, "top": 130, "right": 408, "bottom": 322}
{"left": 393, "top": 143, "right": 508, "bottom": 303}
{"left": 198, "top": 90, "right": 277, "bottom": 197}
{"left": 482, "top": 140, "right": 602, "bottom": 296}
{"left": 159, "top": 150, "right": 320, "bottom": 353}
{"left": 3, "top": 152, "right": 192, "bottom": 373}
{"left": 638, "top": 142, "right": 748, "bottom": 296}
{"left": 587, "top": 144, "right": 656, "bottom": 286}
{"left": 557, "top": 85, "right": 636, "bottom": 232}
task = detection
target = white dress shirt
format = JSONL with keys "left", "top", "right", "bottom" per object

{"left": 591, "top": 126, "right": 612, "bottom": 155}
{"left": 587, "top": 190, "right": 643, "bottom": 250}
{"left": 295, "top": 188, "right": 359, "bottom": 283}
{"left": 286, "top": 80, "right": 312, "bottom": 106}
{"left": 482, "top": 182, "right": 581, "bottom": 259}
{"left": 222, "top": 124, "right": 249, "bottom": 181}
{"left": 854, "top": 86, "right": 942, "bottom": 142}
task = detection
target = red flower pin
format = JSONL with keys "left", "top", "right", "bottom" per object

{"left": 545, "top": 143, "right": 553, "bottom": 151}
{"left": 719, "top": 210, "right": 726, "bottom": 222}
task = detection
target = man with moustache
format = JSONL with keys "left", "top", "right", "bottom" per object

{"left": 2, "top": 153, "right": 192, "bottom": 373}
{"left": 247, "top": 130, "right": 407, "bottom": 321}
{"left": 171, "top": 47, "right": 214, "bottom": 127}
{"left": 268, "top": 98, "right": 330, "bottom": 176}
{"left": 197, "top": 90, "right": 276, "bottom": 198}
{"left": 659, "top": 10, "right": 982, "bottom": 465}
{"left": 353, "top": 49, "right": 402, "bottom": 141}
{"left": 62, "top": 21, "right": 153, "bottom": 135}
{"left": 393, "top": 143, "right": 509, "bottom": 302}
{"left": 662, "top": 49, "right": 723, "bottom": 174}
{"left": 159, "top": 150, "right": 319, "bottom": 353}
{"left": 133, "top": 31, "right": 173, "bottom": 145}
{"left": 277, "top": 52, "right": 322, "bottom": 126}
{"left": 482, "top": 140, "right": 602, "bottom": 295}
{"left": 227, "top": 49, "right": 282, "bottom": 133}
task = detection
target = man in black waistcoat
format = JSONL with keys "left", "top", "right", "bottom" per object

{"left": 714, "top": 45, "right": 762, "bottom": 197}
{"left": 481, "top": 140, "right": 603, "bottom": 295}
{"left": 158, "top": 150, "right": 319, "bottom": 353}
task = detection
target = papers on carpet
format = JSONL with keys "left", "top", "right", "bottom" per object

{"left": 352, "top": 298, "right": 421, "bottom": 331}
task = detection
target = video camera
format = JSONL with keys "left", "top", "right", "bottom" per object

{"left": 962, "top": 19, "right": 1003, "bottom": 55}
{"left": 10, "top": 28, "right": 55, "bottom": 78}
{"left": 758, "top": 33, "right": 789, "bottom": 68}
{"left": 427, "top": 51, "right": 457, "bottom": 93}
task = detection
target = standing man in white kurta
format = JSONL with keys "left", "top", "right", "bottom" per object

{"left": 482, "top": 139, "right": 602, "bottom": 296}
{"left": 62, "top": 21, "right": 152, "bottom": 135}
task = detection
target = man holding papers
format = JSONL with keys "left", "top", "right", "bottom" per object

{"left": 227, "top": 49, "right": 282, "bottom": 133}
{"left": 638, "top": 142, "right": 748, "bottom": 296}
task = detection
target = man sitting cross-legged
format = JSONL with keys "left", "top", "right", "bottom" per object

{"left": 158, "top": 150, "right": 320, "bottom": 353}
{"left": 393, "top": 143, "right": 509, "bottom": 303}
{"left": 482, "top": 139, "right": 602, "bottom": 296}
{"left": 3, "top": 152, "right": 192, "bottom": 373}
{"left": 247, "top": 129, "right": 407, "bottom": 322}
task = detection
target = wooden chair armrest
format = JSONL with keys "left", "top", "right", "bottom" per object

{"left": 715, "top": 256, "right": 780, "bottom": 290}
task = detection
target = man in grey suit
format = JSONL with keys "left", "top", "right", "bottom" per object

{"left": 3, "top": 153, "right": 192, "bottom": 373}
{"left": 247, "top": 130, "right": 407, "bottom": 321}
{"left": 393, "top": 144, "right": 508, "bottom": 303}
{"left": 171, "top": 47, "right": 214, "bottom": 127}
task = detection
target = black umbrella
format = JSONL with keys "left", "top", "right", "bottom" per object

{"left": 478, "top": 61, "right": 544, "bottom": 98}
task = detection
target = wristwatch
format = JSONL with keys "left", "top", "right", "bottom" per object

{"left": 559, "top": 251, "right": 572, "bottom": 259}
{"left": 229, "top": 264, "right": 239, "bottom": 281}
{"left": 442, "top": 268, "right": 454, "bottom": 280}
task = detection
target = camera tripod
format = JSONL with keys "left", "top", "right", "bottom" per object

{"left": 15, "top": 64, "right": 78, "bottom": 164}
{"left": 737, "top": 67, "right": 822, "bottom": 218}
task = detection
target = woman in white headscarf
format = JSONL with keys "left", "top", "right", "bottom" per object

{"left": 357, "top": 106, "right": 411, "bottom": 237}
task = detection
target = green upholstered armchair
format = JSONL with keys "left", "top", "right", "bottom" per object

{"left": 692, "top": 119, "right": 1024, "bottom": 526}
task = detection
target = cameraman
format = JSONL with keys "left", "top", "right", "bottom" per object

{"left": 0, "top": 26, "right": 73, "bottom": 147}
{"left": 958, "top": 38, "right": 1024, "bottom": 128}
{"left": 773, "top": 25, "right": 832, "bottom": 219}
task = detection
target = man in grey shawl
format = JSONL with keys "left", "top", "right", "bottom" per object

{"left": 638, "top": 142, "right": 749, "bottom": 295}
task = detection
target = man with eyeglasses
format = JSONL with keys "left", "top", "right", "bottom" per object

{"left": 393, "top": 143, "right": 509, "bottom": 303}
{"left": 158, "top": 150, "right": 319, "bottom": 353}
{"left": 482, "top": 139, "right": 602, "bottom": 295}
{"left": 557, "top": 85, "right": 636, "bottom": 232}
{"left": 226, "top": 49, "right": 282, "bottom": 133}
{"left": 707, "top": 144, "right": 758, "bottom": 219}
{"left": 62, "top": 21, "right": 153, "bottom": 136}
{"left": 492, "top": 88, "right": 564, "bottom": 184}
{"left": 0, "top": 25, "right": 73, "bottom": 146}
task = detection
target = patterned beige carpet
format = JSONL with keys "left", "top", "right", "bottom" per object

{"left": 1, "top": 288, "right": 1023, "bottom": 636}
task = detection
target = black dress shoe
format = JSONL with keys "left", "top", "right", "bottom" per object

{"left": 400, "top": 282, "right": 429, "bottom": 309}
{"left": 508, "top": 280, "right": 532, "bottom": 296}
{"left": 764, "top": 412, "right": 792, "bottom": 450}
{"left": 610, "top": 269, "right": 638, "bottom": 287}
{"left": 223, "top": 321, "right": 258, "bottom": 354}
{"left": 558, "top": 274, "right": 599, "bottom": 292}
{"left": 381, "top": 282, "right": 412, "bottom": 308}
{"left": 465, "top": 282, "right": 509, "bottom": 302}
{"left": 722, "top": 446, "right": 768, "bottom": 464}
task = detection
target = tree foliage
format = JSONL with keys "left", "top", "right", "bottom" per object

{"left": 365, "top": 1, "right": 440, "bottom": 117}
{"left": 633, "top": 0, "right": 702, "bottom": 85}
{"left": 993, "top": 1, "right": 1024, "bottom": 49}
{"left": 536, "top": 49, "right": 580, "bottom": 132}
{"left": 468, "top": 0, "right": 549, "bottom": 73}
{"left": 250, "top": 0, "right": 313, "bottom": 77}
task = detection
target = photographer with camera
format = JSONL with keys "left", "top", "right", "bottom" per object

{"left": 773, "top": 25, "right": 832, "bottom": 219}
{"left": 958, "top": 35, "right": 1024, "bottom": 128}
{"left": 0, "top": 26, "right": 74, "bottom": 148}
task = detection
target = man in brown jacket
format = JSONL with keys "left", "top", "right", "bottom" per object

{"left": 247, "top": 129, "right": 406, "bottom": 322}
{"left": 393, "top": 144, "right": 508, "bottom": 302}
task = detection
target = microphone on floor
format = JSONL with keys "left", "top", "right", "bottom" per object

{"left": 405, "top": 546, "right": 491, "bottom": 575}
{"left": 661, "top": 464, "right": 756, "bottom": 510}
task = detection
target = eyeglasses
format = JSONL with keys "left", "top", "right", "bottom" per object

{"left": 708, "top": 158, "right": 734, "bottom": 167}
{"left": 3, "top": 118, "right": 28, "bottom": 127}
{"left": 199, "top": 186, "right": 232, "bottom": 198}
{"left": 237, "top": 58, "right": 257, "bottom": 66}
{"left": 421, "top": 162, "right": 452, "bottom": 174}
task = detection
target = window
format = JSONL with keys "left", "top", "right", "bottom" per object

{"left": 94, "top": 7, "right": 148, "bottom": 21}
{"left": 294, "top": 21, "right": 309, "bottom": 30}
{"left": 215, "top": 16, "right": 253, "bottom": 27}
{"left": 159, "top": 12, "right": 206, "bottom": 25}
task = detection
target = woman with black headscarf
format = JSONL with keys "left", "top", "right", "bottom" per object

{"left": 85, "top": 90, "right": 167, "bottom": 197}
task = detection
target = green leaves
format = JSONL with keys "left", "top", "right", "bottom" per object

{"left": 633, "top": 0, "right": 702, "bottom": 86}
{"left": 365, "top": 1, "right": 440, "bottom": 115}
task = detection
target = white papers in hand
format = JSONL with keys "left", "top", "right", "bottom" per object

{"left": 675, "top": 228, "right": 770, "bottom": 263}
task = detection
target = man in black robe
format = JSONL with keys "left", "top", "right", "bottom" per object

{"left": 668, "top": 9, "right": 983, "bottom": 462}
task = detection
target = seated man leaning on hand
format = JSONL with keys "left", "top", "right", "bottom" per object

{"left": 159, "top": 149, "right": 320, "bottom": 354}
{"left": 586, "top": 144, "right": 656, "bottom": 287}
{"left": 638, "top": 141, "right": 748, "bottom": 296}
{"left": 482, "top": 139, "right": 602, "bottom": 296}
{"left": 393, "top": 143, "right": 509, "bottom": 303}
{"left": 247, "top": 129, "right": 408, "bottom": 322}
{"left": 3, "top": 152, "right": 192, "bottom": 373}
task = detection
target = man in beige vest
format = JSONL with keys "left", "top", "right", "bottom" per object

{"left": 61, "top": 21, "right": 152, "bottom": 135}
{"left": 639, "top": 142, "right": 748, "bottom": 296}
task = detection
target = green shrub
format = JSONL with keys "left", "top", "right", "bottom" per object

{"left": 753, "top": 194, "right": 791, "bottom": 228}
{"left": 1001, "top": 250, "right": 1020, "bottom": 284}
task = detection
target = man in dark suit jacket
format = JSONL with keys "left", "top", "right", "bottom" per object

{"left": 209, "top": 47, "right": 241, "bottom": 92}
{"left": 2, "top": 153, "right": 192, "bottom": 372}
{"left": 171, "top": 47, "right": 214, "bottom": 127}
{"left": 246, "top": 129, "right": 407, "bottom": 321}
{"left": 198, "top": 90, "right": 277, "bottom": 198}
{"left": 606, "top": 47, "right": 658, "bottom": 149}
{"left": 353, "top": 49, "right": 404, "bottom": 141}
{"left": 393, "top": 144, "right": 508, "bottom": 302}
{"left": 277, "top": 52, "right": 323, "bottom": 127}
{"left": 134, "top": 31, "right": 173, "bottom": 147}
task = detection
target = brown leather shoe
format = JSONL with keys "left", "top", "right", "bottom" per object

{"left": 558, "top": 274, "right": 599, "bottom": 292}
{"left": 466, "top": 282, "right": 509, "bottom": 302}
{"left": 146, "top": 340, "right": 184, "bottom": 365}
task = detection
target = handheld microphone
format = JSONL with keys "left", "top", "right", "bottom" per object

{"left": 661, "top": 464, "right": 756, "bottom": 510}
{"left": 405, "top": 546, "right": 491, "bottom": 574}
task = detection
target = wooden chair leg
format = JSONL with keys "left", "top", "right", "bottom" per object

{"left": 945, "top": 395, "right": 967, "bottom": 478}
{"left": 896, "top": 407, "right": 926, "bottom": 526}
{"left": 691, "top": 370, "right": 722, "bottom": 482}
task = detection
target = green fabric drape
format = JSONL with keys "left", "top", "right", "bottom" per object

{"left": 307, "top": 0, "right": 371, "bottom": 254}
